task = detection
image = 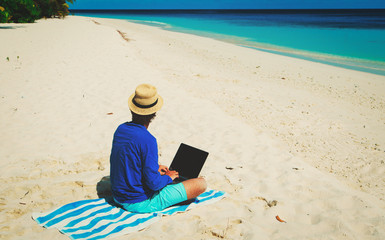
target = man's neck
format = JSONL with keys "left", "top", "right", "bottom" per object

{"left": 131, "top": 121, "right": 150, "bottom": 129}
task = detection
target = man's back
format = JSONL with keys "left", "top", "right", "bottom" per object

{"left": 110, "top": 122, "right": 172, "bottom": 204}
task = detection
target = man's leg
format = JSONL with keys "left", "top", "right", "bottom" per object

{"left": 182, "top": 177, "right": 207, "bottom": 199}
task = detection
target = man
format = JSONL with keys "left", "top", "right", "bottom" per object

{"left": 110, "top": 83, "right": 207, "bottom": 213}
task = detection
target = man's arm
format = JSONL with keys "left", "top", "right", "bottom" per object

{"left": 142, "top": 141, "right": 173, "bottom": 191}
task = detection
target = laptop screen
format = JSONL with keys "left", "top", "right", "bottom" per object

{"left": 169, "top": 143, "right": 209, "bottom": 179}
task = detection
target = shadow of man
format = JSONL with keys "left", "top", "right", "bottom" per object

{"left": 96, "top": 176, "right": 113, "bottom": 201}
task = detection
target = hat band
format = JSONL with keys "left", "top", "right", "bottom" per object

{"left": 132, "top": 98, "right": 158, "bottom": 109}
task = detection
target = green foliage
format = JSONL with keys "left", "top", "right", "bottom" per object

{"left": 0, "top": 0, "right": 75, "bottom": 23}
{"left": 35, "top": 0, "right": 71, "bottom": 19}
{"left": 0, "top": 0, "right": 40, "bottom": 23}
{"left": 0, "top": 5, "right": 9, "bottom": 22}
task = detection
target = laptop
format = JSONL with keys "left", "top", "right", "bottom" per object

{"left": 169, "top": 143, "right": 209, "bottom": 182}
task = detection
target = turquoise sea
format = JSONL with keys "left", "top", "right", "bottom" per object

{"left": 71, "top": 9, "right": 385, "bottom": 76}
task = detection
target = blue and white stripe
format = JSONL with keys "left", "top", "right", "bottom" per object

{"left": 32, "top": 189, "right": 226, "bottom": 240}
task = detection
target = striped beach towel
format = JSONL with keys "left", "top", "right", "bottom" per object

{"left": 32, "top": 189, "right": 226, "bottom": 240}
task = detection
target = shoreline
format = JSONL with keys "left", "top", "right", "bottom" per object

{"left": 1, "top": 16, "right": 385, "bottom": 239}
{"left": 242, "top": 43, "right": 385, "bottom": 76}
{"left": 71, "top": 11, "right": 385, "bottom": 76}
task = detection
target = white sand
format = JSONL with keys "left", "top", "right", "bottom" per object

{"left": 0, "top": 16, "right": 384, "bottom": 239}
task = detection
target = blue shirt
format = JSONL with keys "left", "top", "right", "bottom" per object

{"left": 110, "top": 122, "right": 172, "bottom": 203}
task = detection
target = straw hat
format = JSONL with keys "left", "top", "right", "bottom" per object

{"left": 128, "top": 84, "right": 163, "bottom": 115}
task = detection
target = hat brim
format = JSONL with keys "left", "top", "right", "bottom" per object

{"left": 128, "top": 93, "right": 163, "bottom": 115}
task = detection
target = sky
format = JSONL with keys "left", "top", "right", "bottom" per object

{"left": 69, "top": 0, "right": 385, "bottom": 10}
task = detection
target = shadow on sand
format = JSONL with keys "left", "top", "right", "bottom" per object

{"left": 96, "top": 176, "right": 115, "bottom": 204}
{"left": 0, "top": 26, "right": 25, "bottom": 30}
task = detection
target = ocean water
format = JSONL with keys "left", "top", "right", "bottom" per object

{"left": 71, "top": 9, "right": 385, "bottom": 76}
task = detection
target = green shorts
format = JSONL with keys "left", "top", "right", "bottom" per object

{"left": 114, "top": 182, "right": 187, "bottom": 213}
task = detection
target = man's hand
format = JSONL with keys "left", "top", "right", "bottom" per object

{"left": 158, "top": 165, "right": 169, "bottom": 175}
{"left": 165, "top": 170, "right": 179, "bottom": 180}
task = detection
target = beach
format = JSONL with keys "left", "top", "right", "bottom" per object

{"left": 0, "top": 16, "right": 384, "bottom": 239}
